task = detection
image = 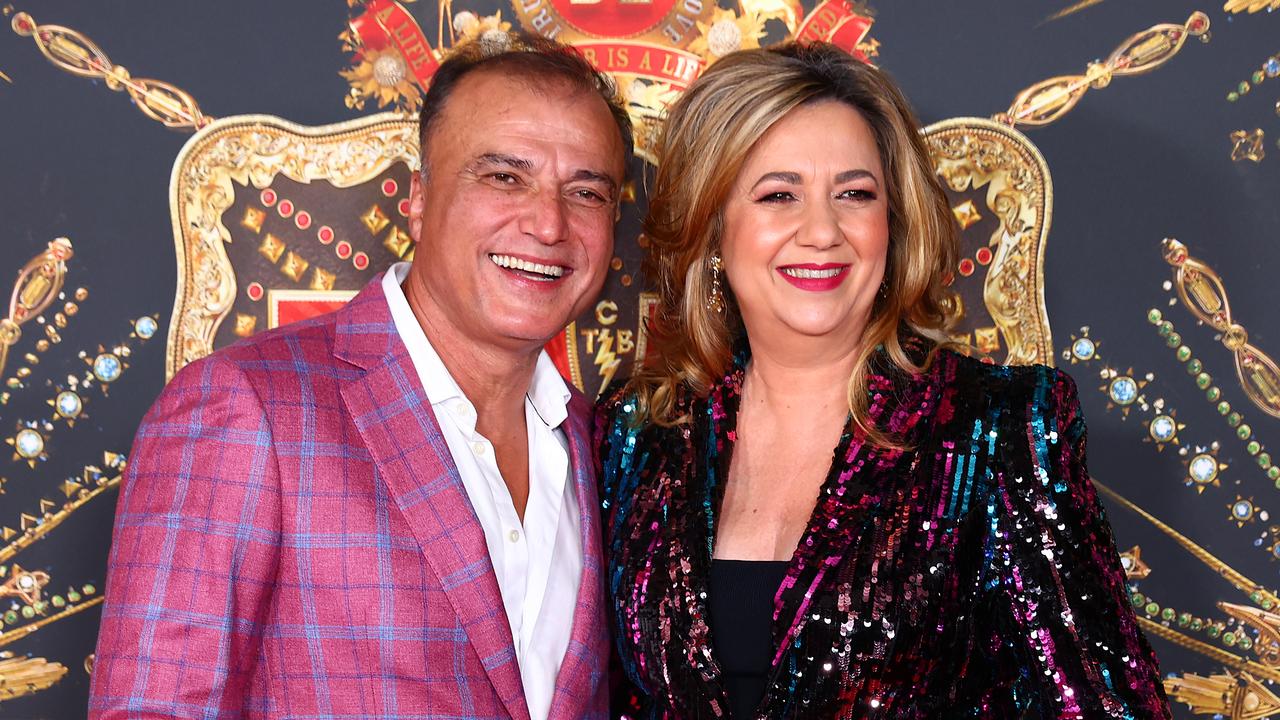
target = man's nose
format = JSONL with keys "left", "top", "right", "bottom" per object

{"left": 520, "top": 189, "right": 568, "bottom": 245}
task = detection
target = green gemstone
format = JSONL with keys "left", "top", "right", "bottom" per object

{"left": 1207, "top": 387, "right": 1222, "bottom": 402}
{"left": 1251, "top": 591, "right": 1262, "bottom": 602}
{"left": 1229, "top": 412, "right": 1243, "bottom": 427}
{"left": 1224, "top": 631, "right": 1238, "bottom": 645}
{"left": 66, "top": 590, "right": 81, "bottom": 602}
{"left": 1167, "top": 333, "right": 1182, "bottom": 348}
{"left": 1269, "top": 467, "right": 1280, "bottom": 481}
{"left": 1241, "top": 636, "right": 1255, "bottom": 650}
{"left": 1158, "top": 321, "right": 1173, "bottom": 337}
{"left": 3, "top": 611, "right": 16, "bottom": 625}
{"left": 32, "top": 601, "right": 46, "bottom": 614}
{"left": 50, "top": 595, "right": 65, "bottom": 608}
{"left": 20, "top": 606, "right": 34, "bottom": 619}
{"left": 1196, "top": 372, "right": 1212, "bottom": 389}
{"left": 1177, "top": 346, "right": 1192, "bottom": 362}
{"left": 1191, "top": 618, "right": 1205, "bottom": 631}
{"left": 1253, "top": 70, "right": 1265, "bottom": 84}
{"left": 1131, "top": 592, "right": 1146, "bottom": 607}
{"left": 1218, "top": 401, "right": 1231, "bottom": 415}
{"left": 1178, "top": 612, "right": 1192, "bottom": 626}
{"left": 1161, "top": 607, "right": 1176, "bottom": 621}
{"left": 1248, "top": 440, "right": 1261, "bottom": 455}
{"left": 1229, "top": 91, "right": 1240, "bottom": 102}
{"left": 1208, "top": 624, "right": 1222, "bottom": 638}
{"left": 1188, "top": 359, "right": 1203, "bottom": 374}
{"left": 1239, "top": 425, "right": 1253, "bottom": 440}
{"left": 1148, "top": 309, "right": 1163, "bottom": 324}
{"left": 82, "top": 583, "right": 96, "bottom": 595}
{"left": 1259, "top": 453, "right": 1272, "bottom": 468}
{"left": 1145, "top": 601, "right": 1160, "bottom": 616}
{"left": 1265, "top": 599, "right": 1276, "bottom": 610}
{"left": 1240, "top": 81, "right": 1252, "bottom": 94}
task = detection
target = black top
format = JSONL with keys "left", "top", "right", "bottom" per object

{"left": 707, "top": 559, "right": 791, "bottom": 719}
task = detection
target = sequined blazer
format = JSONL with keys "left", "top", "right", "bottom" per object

{"left": 596, "top": 346, "right": 1170, "bottom": 719}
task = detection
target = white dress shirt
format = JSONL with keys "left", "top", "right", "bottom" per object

{"left": 382, "top": 264, "right": 582, "bottom": 720}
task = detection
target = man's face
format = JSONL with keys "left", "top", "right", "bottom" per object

{"left": 406, "top": 70, "right": 626, "bottom": 354}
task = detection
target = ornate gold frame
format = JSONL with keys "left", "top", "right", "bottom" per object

{"left": 166, "top": 112, "right": 418, "bottom": 379}
{"left": 924, "top": 117, "right": 1054, "bottom": 366}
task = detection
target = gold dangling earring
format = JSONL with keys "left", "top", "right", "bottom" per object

{"left": 707, "top": 252, "right": 725, "bottom": 313}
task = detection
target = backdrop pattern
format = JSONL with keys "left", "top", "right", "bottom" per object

{"left": 1, "top": 1, "right": 1279, "bottom": 717}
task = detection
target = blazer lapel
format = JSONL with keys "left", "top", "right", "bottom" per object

{"left": 547, "top": 395, "right": 607, "bottom": 716}
{"left": 334, "top": 278, "right": 529, "bottom": 720}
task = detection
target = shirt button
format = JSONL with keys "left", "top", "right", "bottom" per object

{"left": 508, "top": 530, "right": 520, "bottom": 543}
{"left": 456, "top": 403, "right": 472, "bottom": 418}
{"left": 472, "top": 442, "right": 486, "bottom": 456}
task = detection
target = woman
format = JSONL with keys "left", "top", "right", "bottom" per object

{"left": 596, "top": 43, "right": 1170, "bottom": 718}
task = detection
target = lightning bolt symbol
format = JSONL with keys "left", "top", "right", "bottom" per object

{"left": 593, "top": 328, "right": 621, "bottom": 397}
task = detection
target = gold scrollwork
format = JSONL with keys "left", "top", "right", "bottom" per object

{"left": 0, "top": 239, "right": 73, "bottom": 381}
{"left": 8, "top": 10, "right": 211, "bottom": 131}
{"left": 1162, "top": 238, "right": 1280, "bottom": 420}
{"left": 0, "top": 656, "right": 67, "bottom": 701}
{"left": 166, "top": 113, "right": 418, "bottom": 378}
{"left": 925, "top": 118, "right": 1053, "bottom": 365}
{"left": 1224, "top": 0, "right": 1280, "bottom": 13}
{"left": 997, "top": 12, "right": 1209, "bottom": 129}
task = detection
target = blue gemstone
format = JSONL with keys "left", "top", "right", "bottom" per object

{"left": 1235, "top": 501, "right": 1253, "bottom": 519}
{"left": 1150, "top": 415, "right": 1175, "bottom": 442}
{"left": 135, "top": 316, "right": 158, "bottom": 339}
{"left": 93, "top": 353, "right": 122, "bottom": 383}
{"left": 1266, "top": 58, "right": 1280, "bottom": 78}
{"left": 1072, "top": 338, "right": 1095, "bottom": 360}
{"left": 1109, "top": 377, "right": 1137, "bottom": 405}
{"left": 14, "top": 429, "right": 43, "bottom": 458}
{"left": 1190, "top": 454, "right": 1218, "bottom": 484}
{"left": 56, "top": 391, "right": 82, "bottom": 418}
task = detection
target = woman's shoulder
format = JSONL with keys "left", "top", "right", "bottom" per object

{"left": 931, "top": 347, "right": 1080, "bottom": 410}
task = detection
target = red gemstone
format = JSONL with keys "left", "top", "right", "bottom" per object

{"left": 975, "top": 247, "right": 993, "bottom": 266}
{"left": 382, "top": 179, "right": 398, "bottom": 196}
{"left": 353, "top": 252, "right": 370, "bottom": 270}
{"left": 260, "top": 189, "right": 277, "bottom": 207}
{"left": 1169, "top": 30, "right": 1183, "bottom": 42}
{"left": 398, "top": 199, "right": 411, "bottom": 217}
{"left": 278, "top": 200, "right": 294, "bottom": 217}
{"left": 958, "top": 258, "right": 976, "bottom": 277}
{"left": 336, "top": 241, "right": 353, "bottom": 259}
{"left": 1189, "top": 15, "right": 1205, "bottom": 31}
{"left": 16, "top": 18, "right": 32, "bottom": 32}
{"left": 295, "top": 211, "right": 312, "bottom": 230}
{"left": 247, "top": 282, "right": 264, "bottom": 301}
{"left": 318, "top": 226, "right": 335, "bottom": 244}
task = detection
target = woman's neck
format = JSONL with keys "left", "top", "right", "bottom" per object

{"left": 742, "top": 334, "right": 863, "bottom": 412}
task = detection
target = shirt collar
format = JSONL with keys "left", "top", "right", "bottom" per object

{"left": 382, "top": 262, "right": 572, "bottom": 429}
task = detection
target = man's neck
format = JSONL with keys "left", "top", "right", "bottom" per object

{"left": 402, "top": 277, "right": 537, "bottom": 430}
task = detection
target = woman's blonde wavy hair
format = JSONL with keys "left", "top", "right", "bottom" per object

{"left": 628, "top": 42, "right": 959, "bottom": 445}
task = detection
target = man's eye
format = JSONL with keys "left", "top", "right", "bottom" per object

{"left": 489, "top": 172, "right": 519, "bottom": 185}
{"left": 571, "top": 188, "right": 608, "bottom": 206}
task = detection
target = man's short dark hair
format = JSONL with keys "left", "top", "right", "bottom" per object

{"left": 417, "top": 32, "right": 634, "bottom": 175}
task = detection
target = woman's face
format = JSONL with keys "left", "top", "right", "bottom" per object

{"left": 720, "top": 100, "right": 890, "bottom": 349}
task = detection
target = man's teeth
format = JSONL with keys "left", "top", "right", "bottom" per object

{"left": 489, "top": 254, "right": 565, "bottom": 278}
{"left": 781, "top": 267, "right": 843, "bottom": 279}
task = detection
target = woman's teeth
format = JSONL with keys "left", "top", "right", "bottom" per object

{"left": 781, "top": 267, "right": 843, "bottom": 279}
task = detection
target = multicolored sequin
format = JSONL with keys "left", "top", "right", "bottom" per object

{"left": 595, "top": 345, "right": 1170, "bottom": 719}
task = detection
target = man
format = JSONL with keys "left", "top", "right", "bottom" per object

{"left": 90, "top": 34, "right": 631, "bottom": 719}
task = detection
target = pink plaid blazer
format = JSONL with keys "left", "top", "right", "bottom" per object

{"left": 90, "top": 276, "right": 608, "bottom": 719}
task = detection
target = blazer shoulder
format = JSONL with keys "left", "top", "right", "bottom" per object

{"left": 936, "top": 348, "right": 1078, "bottom": 409}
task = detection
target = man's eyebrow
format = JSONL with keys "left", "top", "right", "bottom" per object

{"left": 569, "top": 169, "right": 619, "bottom": 192}
{"left": 471, "top": 153, "right": 533, "bottom": 171}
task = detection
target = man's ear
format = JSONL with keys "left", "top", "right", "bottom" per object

{"left": 408, "top": 169, "right": 428, "bottom": 243}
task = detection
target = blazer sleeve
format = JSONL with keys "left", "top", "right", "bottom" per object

{"left": 984, "top": 367, "right": 1171, "bottom": 719}
{"left": 89, "top": 354, "right": 282, "bottom": 719}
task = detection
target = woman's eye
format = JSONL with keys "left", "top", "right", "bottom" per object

{"left": 757, "top": 191, "right": 795, "bottom": 203}
{"left": 839, "top": 189, "right": 877, "bottom": 201}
